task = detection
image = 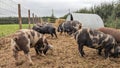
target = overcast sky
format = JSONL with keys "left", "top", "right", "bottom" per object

{"left": 1, "top": 0, "right": 118, "bottom": 17}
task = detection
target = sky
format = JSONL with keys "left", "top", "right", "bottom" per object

{"left": 0, "top": 0, "right": 118, "bottom": 17}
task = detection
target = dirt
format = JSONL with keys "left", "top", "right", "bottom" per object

{"left": 0, "top": 33, "right": 120, "bottom": 68}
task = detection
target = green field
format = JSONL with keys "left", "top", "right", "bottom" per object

{"left": 0, "top": 24, "right": 33, "bottom": 38}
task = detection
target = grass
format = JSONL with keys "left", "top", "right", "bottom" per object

{"left": 0, "top": 24, "right": 33, "bottom": 38}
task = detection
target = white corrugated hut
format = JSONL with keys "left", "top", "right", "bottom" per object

{"left": 66, "top": 13, "right": 104, "bottom": 29}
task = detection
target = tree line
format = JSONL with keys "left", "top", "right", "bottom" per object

{"left": 0, "top": 17, "right": 31, "bottom": 24}
{"left": 0, "top": 16, "right": 57, "bottom": 24}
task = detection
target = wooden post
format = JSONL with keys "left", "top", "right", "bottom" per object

{"left": 35, "top": 15, "right": 37, "bottom": 24}
{"left": 32, "top": 13, "right": 35, "bottom": 25}
{"left": 40, "top": 18, "right": 43, "bottom": 23}
{"left": 115, "top": 17, "right": 118, "bottom": 28}
{"left": 34, "top": 15, "right": 36, "bottom": 24}
{"left": 18, "top": 4, "right": 22, "bottom": 29}
{"left": 38, "top": 17, "right": 41, "bottom": 23}
{"left": 37, "top": 16, "right": 39, "bottom": 23}
{"left": 28, "top": 9, "right": 31, "bottom": 29}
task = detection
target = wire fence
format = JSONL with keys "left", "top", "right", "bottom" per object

{"left": 0, "top": 0, "right": 39, "bottom": 37}
{"left": 0, "top": 0, "right": 41, "bottom": 28}
{"left": 0, "top": 0, "right": 18, "bottom": 17}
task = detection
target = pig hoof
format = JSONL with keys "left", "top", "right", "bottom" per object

{"left": 15, "top": 62, "right": 19, "bottom": 66}
{"left": 29, "top": 62, "right": 34, "bottom": 66}
{"left": 15, "top": 62, "right": 23, "bottom": 66}
{"left": 41, "top": 54, "right": 46, "bottom": 57}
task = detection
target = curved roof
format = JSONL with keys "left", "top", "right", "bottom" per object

{"left": 66, "top": 13, "right": 104, "bottom": 29}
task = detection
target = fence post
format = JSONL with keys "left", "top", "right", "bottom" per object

{"left": 40, "top": 18, "right": 43, "bottom": 23}
{"left": 36, "top": 15, "right": 39, "bottom": 23}
{"left": 39, "top": 17, "right": 41, "bottom": 23}
{"left": 18, "top": 4, "right": 22, "bottom": 29}
{"left": 28, "top": 9, "right": 31, "bottom": 29}
{"left": 32, "top": 13, "right": 35, "bottom": 25}
{"left": 115, "top": 17, "right": 118, "bottom": 28}
{"left": 35, "top": 15, "right": 37, "bottom": 24}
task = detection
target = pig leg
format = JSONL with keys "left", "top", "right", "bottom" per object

{"left": 60, "top": 31, "right": 63, "bottom": 35}
{"left": 104, "top": 48, "right": 111, "bottom": 59}
{"left": 53, "top": 28, "right": 57, "bottom": 38}
{"left": 43, "top": 47, "right": 49, "bottom": 55}
{"left": 78, "top": 44, "right": 85, "bottom": 57}
{"left": 39, "top": 50, "right": 44, "bottom": 56}
{"left": 60, "top": 30, "right": 64, "bottom": 35}
{"left": 39, "top": 50, "right": 42, "bottom": 54}
{"left": 24, "top": 40, "right": 33, "bottom": 65}
{"left": 60, "top": 32, "right": 62, "bottom": 35}
{"left": 24, "top": 47, "right": 33, "bottom": 65}
{"left": 50, "top": 33, "right": 54, "bottom": 38}
{"left": 11, "top": 39, "right": 19, "bottom": 65}
{"left": 13, "top": 49, "right": 19, "bottom": 65}
{"left": 38, "top": 50, "right": 45, "bottom": 56}
{"left": 25, "top": 53, "right": 33, "bottom": 65}
{"left": 54, "top": 32, "right": 58, "bottom": 38}
{"left": 34, "top": 47, "right": 39, "bottom": 55}
{"left": 98, "top": 49, "right": 102, "bottom": 55}
{"left": 104, "top": 45, "right": 114, "bottom": 59}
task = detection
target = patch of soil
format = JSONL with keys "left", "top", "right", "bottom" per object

{"left": 0, "top": 33, "right": 120, "bottom": 68}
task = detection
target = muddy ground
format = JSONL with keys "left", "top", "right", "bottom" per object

{"left": 0, "top": 33, "right": 120, "bottom": 68}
